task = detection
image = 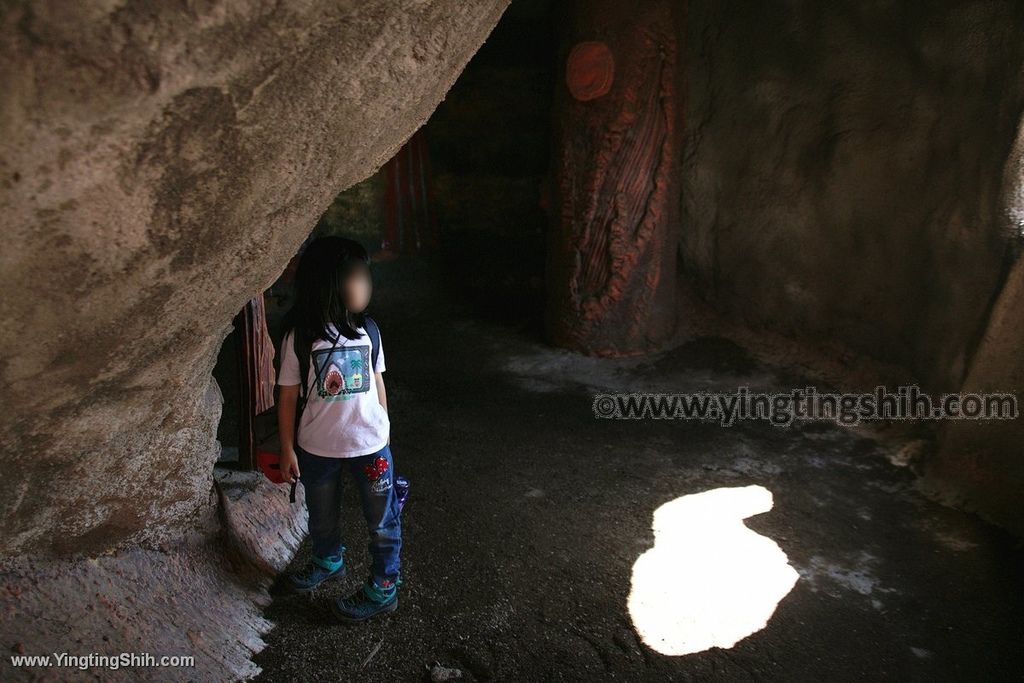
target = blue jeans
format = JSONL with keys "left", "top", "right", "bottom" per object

{"left": 296, "top": 442, "right": 402, "bottom": 586}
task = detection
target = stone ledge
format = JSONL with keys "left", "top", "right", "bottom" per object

{"left": 0, "top": 471, "right": 306, "bottom": 681}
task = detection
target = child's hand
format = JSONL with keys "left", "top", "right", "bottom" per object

{"left": 280, "top": 449, "right": 301, "bottom": 482}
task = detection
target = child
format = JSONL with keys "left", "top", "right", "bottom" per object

{"left": 275, "top": 235, "right": 402, "bottom": 622}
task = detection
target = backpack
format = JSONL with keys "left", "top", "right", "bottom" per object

{"left": 293, "top": 315, "right": 381, "bottom": 431}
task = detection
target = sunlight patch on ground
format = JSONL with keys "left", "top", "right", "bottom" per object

{"left": 628, "top": 485, "right": 799, "bottom": 656}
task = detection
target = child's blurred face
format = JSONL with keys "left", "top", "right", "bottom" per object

{"left": 344, "top": 263, "right": 372, "bottom": 312}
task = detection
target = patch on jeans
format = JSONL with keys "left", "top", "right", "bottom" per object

{"left": 371, "top": 476, "right": 393, "bottom": 494}
{"left": 364, "top": 455, "right": 389, "bottom": 481}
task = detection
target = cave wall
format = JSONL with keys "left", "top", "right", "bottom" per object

{"left": 0, "top": 0, "right": 510, "bottom": 558}
{"left": 921, "top": 251, "right": 1024, "bottom": 536}
{"left": 680, "top": 1, "right": 1024, "bottom": 393}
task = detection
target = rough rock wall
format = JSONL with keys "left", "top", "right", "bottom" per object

{"left": 919, "top": 118, "right": 1024, "bottom": 536}
{"left": 0, "top": 0, "right": 510, "bottom": 558}
{"left": 1, "top": 471, "right": 308, "bottom": 681}
{"left": 922, "top": 246, "right": 1024, "bottom": 535}
{"left": 545, "top": 0, "right": 682, "bottom": 357}
{"left": 680, "top": 1, "right": 1024, "bottom": 392}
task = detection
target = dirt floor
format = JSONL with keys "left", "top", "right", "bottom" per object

{"left": 252, "top": 257, "right": 1024, "bottom": 682}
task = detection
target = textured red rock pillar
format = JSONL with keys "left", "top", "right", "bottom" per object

{"left": 544, "top": 0, "right": 681, "bottom": 356}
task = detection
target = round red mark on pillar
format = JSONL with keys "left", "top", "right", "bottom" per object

{"left": 565, "top": 41, "right": 614, "bottom": 101}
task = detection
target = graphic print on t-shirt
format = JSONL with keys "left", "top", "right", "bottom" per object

{"left": 311, "top": 345, "right": 372, "bottom": 401}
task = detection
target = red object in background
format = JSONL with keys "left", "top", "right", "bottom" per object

{"left": 256, "top": 449, "right": 287, "bottom": 484}
{"left": 382, "top": 127, "right": 439, "bottom": 255}
{"left": 233, "top": 296, "right": 277, "bottom": 471}
{"left": 545, "top": 0, "right": 681, "bottom": 357}
{"left": 566, "top": 41, "right": 615, "bottom": 101}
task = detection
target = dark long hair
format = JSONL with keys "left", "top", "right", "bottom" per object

{"left": 285, "top": 235, "right": 371, "bottom": 346}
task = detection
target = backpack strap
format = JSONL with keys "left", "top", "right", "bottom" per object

{"left": 364, "top": 315, "right": 381, "bottom": 372}
{"left": 294, "top": 329, "right": 313, "bottom": 411}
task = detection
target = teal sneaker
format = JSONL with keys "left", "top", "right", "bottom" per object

{"left": 286, "top": 551, "right": 346, "bottom": 593}
{"left": 330, "top": 575, "right": 402, "bottom": 622}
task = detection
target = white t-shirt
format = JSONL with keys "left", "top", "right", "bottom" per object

{"left": 277, "top": 323, "right": 389, "bottom": 458}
